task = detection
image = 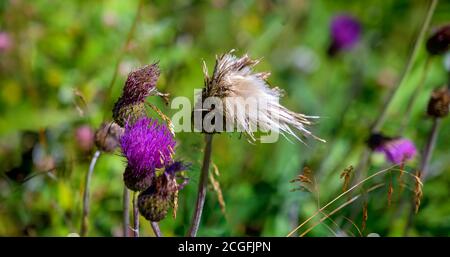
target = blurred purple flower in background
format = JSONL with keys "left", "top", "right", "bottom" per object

{"left": 0, "top": 32, "right": 12, "bottom": 52}
{"left": 75, "top": 125, "right": 94, "bottom": 152}
{"left": 426, "top": 24, "right": 450, "bottom": 55}
{"left": 368, "top": 133, "right": 417, "bottom": 165}
{"left": 328, "top": 14, "right": 361, "bottom": 56}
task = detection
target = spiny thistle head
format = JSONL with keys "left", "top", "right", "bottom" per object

{"left": 120, "top": 117, "right": 176, "bottom": 191}
{"left": 328, "top": 14, "right": 361, "bottom": 56}
{"left": 368, "top": 133, "right": 417, "bottom": 165}
{"left": 94, "top": 122, "right": 124, "bottom": 153}
{"left": 426, "top": 24, "right": 450, "bottom": 56}
{"left": 195, "top": 50, "right": 324, "bottom": 143}
{"left": 112, "top": 100, "right": 146, "bottom": 127}
{"left": 138, "top": 161, "right": 189, "bottom": 221}
{"left": 122, "top": 64, "right": 160, "bottom": 105}
{"left": 112, "top": 64, "right": 160, "bottom": 127}
{"left": 427, "top": 86, "right": 450, "bottom": 118}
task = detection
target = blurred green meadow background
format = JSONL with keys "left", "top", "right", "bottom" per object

{"left": 1, "top": 0, "right": 450, "bottom": 236}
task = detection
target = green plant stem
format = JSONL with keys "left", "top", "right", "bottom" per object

{"left": 187, "top": 133, "right": 214, "bottom": 237}
{"left": 123, "top": 186, "right": 130, "bottom": 237}
{"left": 80, "top": 150, "right": 101, "bottom": 237}
{"left": 151, "top": 222, "right": 162, "bottom": 237}
{"left": 132, "top": 191, "right": 139, "bottom": 237}
{"left": 420, "top": 118, "right": 441, "bottom": 179}
{"left": 399, "top": 56, "right": 432, "bottom": 133}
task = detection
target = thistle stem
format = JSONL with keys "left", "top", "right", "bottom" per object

{"left": 420, "top": 118, "right": 441, "bottom": 180}
{"left": 187, "top": 133, "right": 214, "bottom": 237}
{"left": 151, "top": 222, "right": 163, "bottom": 237}
{"left": 80, "top": 150, "right": 101, "bottom": 237}
{"left": 132, "top": 191, "right": 139, "bottom": 237}
{"left": 123, "top": 186, "right": 130, "bottom": 237}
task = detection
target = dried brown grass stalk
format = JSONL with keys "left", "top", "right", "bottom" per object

{"left": 340, "top": 165, "right": 354, "bottom": 192}
{"left": 209, "top": 162, "right": 227, "bottom": 216}
{"left": 146, "top": 102, "right": 174, "bottom": 135}
{"left": 298, "top": 183, "right": 385, "bottom": 237}
{"left": 414, "top": 170, "right": 423, "bottom": 213}
{"left": 387, "top": 180, "right": 394, "bottom": 207}
{"left": 287, "top": 165, "right": 421, "bottom": 237}
{"left": 361, "top": 202, "right": 368, "bottom": 232}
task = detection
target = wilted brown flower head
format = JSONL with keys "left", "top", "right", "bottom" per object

{"left": 122, "top": 63, "right": 160, "bottom": 105}
{"left": 427, "top": 86, "right": 450, "bottom": 118}
{"left": 94, "top": 121, "right": 124, "bottom": 153}
{"left": 112, "top": 63, "right": 160, "bottom": 127}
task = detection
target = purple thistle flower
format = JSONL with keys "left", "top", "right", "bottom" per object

{"left": 372, "top": 137, "right": 417, "bottom": 165}
{"left": 120, "top": 117, "right": 175, "bottom": 191}
{"left": 328, "top": 15, "right": 361, "bottom": 55}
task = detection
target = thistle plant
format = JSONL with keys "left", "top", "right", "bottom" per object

{"left": 113, "top": 64, "right": 161, "bottom": 127}
{"left": 188, "top": 50, "right": 324, "bottom": 237}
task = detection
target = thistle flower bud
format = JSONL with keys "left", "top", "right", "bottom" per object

{"left": 123, "top": 165, "right": 153, "bottom": 192}
{"left": 427, "top": 86, "right": 450, "bottom": 118}
{"left": 138, "top": 162, "right": 188, "bottom": 221}
{"left": 138, "top": 183, "right": 171, "bottom": 222}
{"left": 426, "top": 25, "right": 450, "bottom": 56}
{"left": 112, "top": 64, "right": 161, "bottom": 127}
{"left": 120, "top": 117, "right": 176, "bottom": 191}
{"left": 112, "top": 99, "right": 146, "bottom": 127}
{"left": 94, "top": 122, "right": 124, "bottom": 153}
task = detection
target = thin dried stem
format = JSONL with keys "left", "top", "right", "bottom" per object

{"left": 132, "top": 191, "right": 139, "bottom": 237}
{"left": 187, "top": 133, "right": 214, "bottom": 237}
{"left": 151, "top": 222, "right": 163, "bottom": 237}
{"left": 287, "top": 166, "right": 420, "bottom": 237}
{"left": 299, "top": 183, "right": 385, "bottom": 237}
{"left": 123, "top": 186, "right": 130, "bottom": 237}
{"left": 80, "top": 150, "right": 101, "bottom": 237}
{"left": 420, "top": 118, "right": 441, "bottom": 179}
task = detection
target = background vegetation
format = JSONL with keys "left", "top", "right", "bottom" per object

{"left": 1, "top": 0, "right": 449, "bottom": 236}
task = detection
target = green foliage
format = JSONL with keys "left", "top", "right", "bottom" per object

{"left": 0, "top": 0, "right": 449, "bottom": 236}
